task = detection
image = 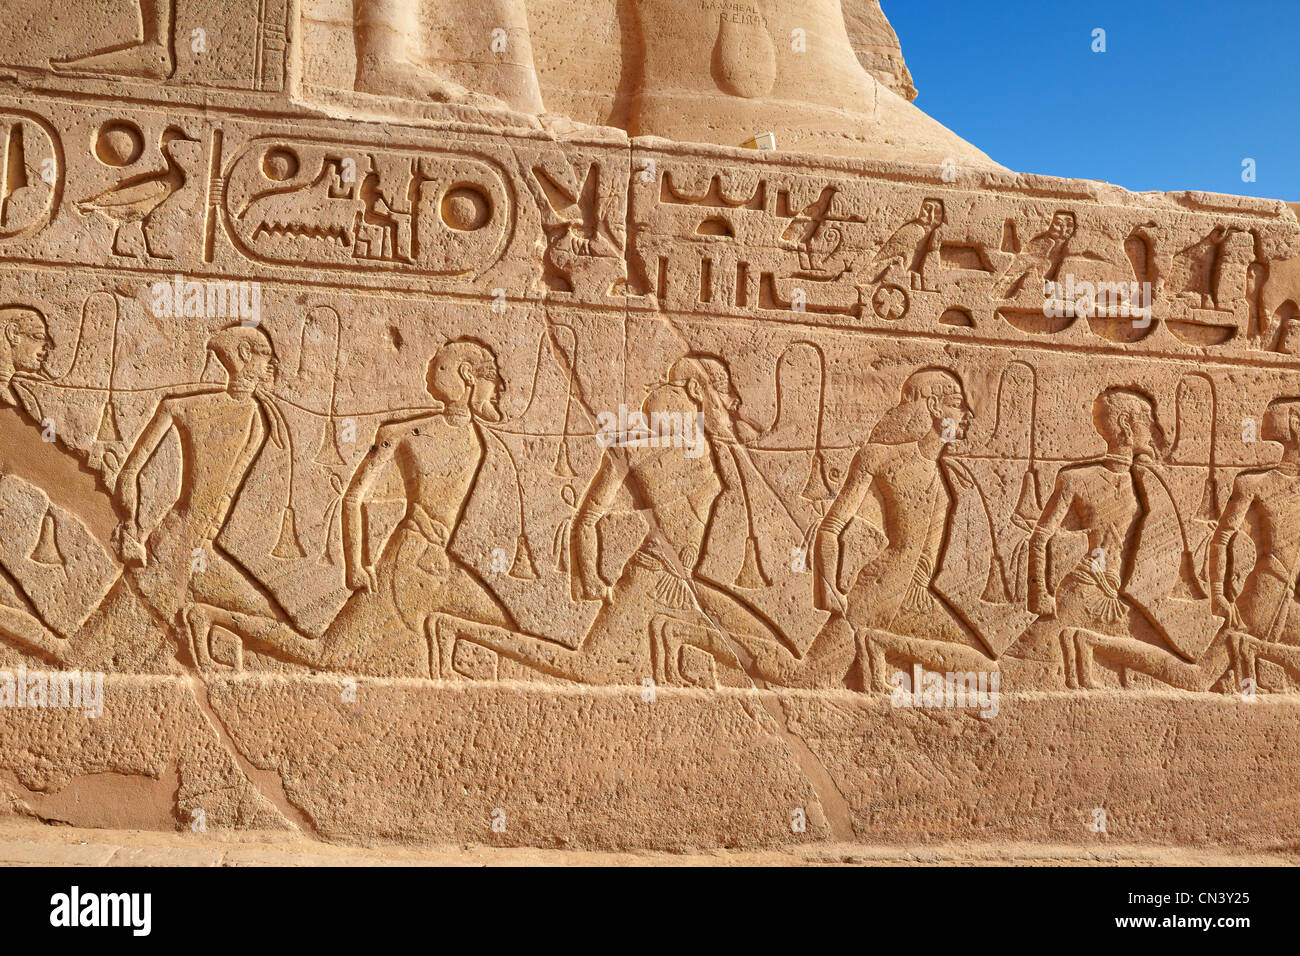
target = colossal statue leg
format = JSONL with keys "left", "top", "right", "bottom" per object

{"left": 354, "top": 0, "right": 544, "bottom": 114}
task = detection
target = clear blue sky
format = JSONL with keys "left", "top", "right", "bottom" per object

{"left": 886, "top": 0, "right": 1300, "bottom": 200}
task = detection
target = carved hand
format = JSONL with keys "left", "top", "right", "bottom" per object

{"left": 817, "top": 572, "right": 846, "bottom": 615}
{"left": 113, "top": 522, "right": 147, "bottom": 566}
{"left": 581, "top": 578, "right": 613, "bottom": 604}
{"left": 348, "top": 563, "right": 377, "bottom": 594}
{"left": 1029, "top": 588, "right": 1056, "bottom": 619}
{"left": 1212, "top": 595, "right": 1243, "bottom": 630}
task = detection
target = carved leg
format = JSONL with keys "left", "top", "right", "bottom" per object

{"left": 0, "top": 606, "right": 68, "bottom": 666}
{"left": 182, "top": 604, "right": 218, "bottom": 671}
{"left": 353, "top": 0, "right": 509, "bottom": 109}
{"left": 50, "top": 0, "right": 174, "bottom": 78}
{"left": 1240, "top": 636, "right": 1300, "bottom": 690}
{"left": 1075, "top": 629, "right": 1232, "bottom": 693}
{"left": 1059, "top": 628, "right": 1080, "bottom": 689}
{"left": 427, "top": 615, "right": 458, "bottom": 680}
{"left": 861, "top": 628, "right": 997, "bottom": 692}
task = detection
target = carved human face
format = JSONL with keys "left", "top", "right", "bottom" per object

{"left": 1095, "top": 394, "right": 1161, "bottom": 458}
{"left": 929, "top": 386, "right": 971, "bottom": 441}
{"left": 1048, "top": 213, "right": 1077, "bottom": 241}
{"left": 920, "top": 199, "right": 944, "bottom": 229}
{"left": 5, "top": 313, "right": 50, "bottom": 374}
{"left": 692, "top": 367, "right": 742, "bottom": 437}
{"left": 1263, "top": 402, "right": 1300, "bottom": 445}
{"left": 468, "top": 362, "right": 503, "bottom": 422}
{"left": 239, "top": 337, "right": 277, "bottom": 387}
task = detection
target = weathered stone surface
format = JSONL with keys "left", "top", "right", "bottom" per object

{"left": 0, "top": 1, "right": 1297, "bottom": 856}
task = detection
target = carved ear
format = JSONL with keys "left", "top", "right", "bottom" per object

{"left": 1118, "top": 410, "right": 1136, "bottom": 441}
{"left": 3, "top": 322, "right": 17, "bottom": 347}
{"left": 457, "top": 360, "right": 476, "bottom": 387}
{"left": 237, "top": 341, "right": 253, "bottom": 363}
{"left": 684, "top": 378, "right": 705, "bottom": 405}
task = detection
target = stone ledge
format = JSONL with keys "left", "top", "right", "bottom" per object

{"left": 2, "top": 676, "right": 1296, "bottom": 852}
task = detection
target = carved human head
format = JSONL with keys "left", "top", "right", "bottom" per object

{"left": 1048, "top": 212, "right": 1077, "bottom": 241}
{"left": 667, "top": 351, "right": 741, "bottom": 433}
{"left": 428, "top": 337, "right": 503, "bottom": 422}
{"left": 1093, "top": 386, "right": 1169, "bottom": 459}
{"left": 0, "top": 305, "right": 51, "bottom": 375}
{"left": 1263, "top": 397, "right": 1300, "bottom": 445}
{"left": 208, "top": 324, "right": 278, "bottom": 389}
{"left": 870, "top": 367, "right": 968, "bottom": 446}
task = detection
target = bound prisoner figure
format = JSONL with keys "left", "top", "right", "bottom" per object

{"left": 1214, "top": 397, "right": 1300, "bottom": 689}
{"left": 452, "top": 352, "right": 790, "bottom": 687}
{"left": 790, "top": 368, "right": 995, "bottom": 690}
{"left": 0, "top": 305, "right": 64, "bottom": 661}
{"left": 113, "top": 325, "right": 303, "bottom": 665}
{"left": 1028, "top": 386, "right": 1227, "bottom": 691}
{"left": 198, "top": 337, "right": 520, "bottom": 676}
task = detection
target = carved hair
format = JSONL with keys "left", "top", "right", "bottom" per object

{"left": 870, "top": 367, "right": 964, "bottom": 445}
{"left": 668, "top": 351, "right": 732, "bottom": 398}
{"left": 0, "top": 304, "right": 47, "bottom": 338}
{"left": 207, "top": 324, "right": 275, "bottom": 374}
{"left": 432, "top": 336, "right": 501, "bottom": 383}
{"left": 1093, "top": 386, "right": 1170, "bottom": 459}
{"left": 1265, "top": 396, "right": 1300, "bottom": 441}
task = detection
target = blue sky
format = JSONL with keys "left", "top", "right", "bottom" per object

{"left": 886, "top": 0, "right": 1300, "bottom": 199}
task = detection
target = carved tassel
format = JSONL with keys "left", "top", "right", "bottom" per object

{"left": 1196, "top": 474, "right": 1220, "bottom": 522}
{"left": 734, "top": 535, "right": 770, "bottom": 589}
{"left": 553, "top": 518, "right": 570, "bottom": 572}
{"left": 317, "top": 475, "right": 344, "bottom": 566}
{"left": 314, "top": 417, "right": 347, "bottom": 466}
{"left": 1012, "top": 468, "right": 1042, "bottom": 525}
{"left": 800, "top": 450, "right": 835, "bottom": 501}
{"left": 510, "top": 534, "right": 539, "bottom": 580}
{"left": 95, "top": 399, "right": 122, "bottom": 442}
{"left": 29, "top": 511, "right": 62, "bottom": 566}
{"left": 272, "top": 506, "right": 308, "bottom": 559}
{"left": 553, "top": 437, "right": 577, "bottom": 478}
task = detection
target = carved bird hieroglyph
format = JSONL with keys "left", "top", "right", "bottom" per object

{"left": 74, "top": 126, "right": 196, "bottom": 258}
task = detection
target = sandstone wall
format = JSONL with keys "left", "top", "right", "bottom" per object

{"left": 0, "top": 0, "right": 1296, "bottom": 851}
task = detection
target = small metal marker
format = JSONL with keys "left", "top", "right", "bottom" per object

{"left": 742, "top": 131, "right": 776, "bottom": 151}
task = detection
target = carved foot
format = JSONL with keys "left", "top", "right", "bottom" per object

{"left": 51, "top": 43, "right": 174, "bottom": 80}
{"left": 355, "top": 57, "right": 508, "bottom": 112}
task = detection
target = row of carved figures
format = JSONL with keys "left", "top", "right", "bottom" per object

{"left": 0, "top": 302, "right": 1297, "bottom": 694}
